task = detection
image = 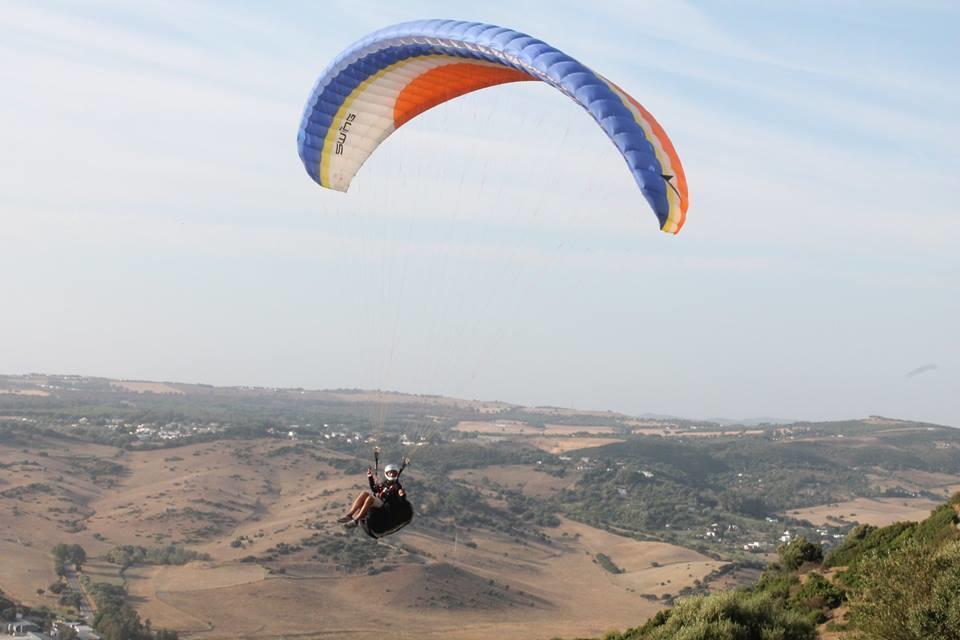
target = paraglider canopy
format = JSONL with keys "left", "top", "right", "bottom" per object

{"left": 297, "top": 19, "right": 688, "bottom": 234}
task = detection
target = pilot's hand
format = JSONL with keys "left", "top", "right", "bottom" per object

{"left": 398, "top": 488, "right": 406, "bottom": 497}
{"left": 367, "top": 466, "right": 373, "bottom": 476}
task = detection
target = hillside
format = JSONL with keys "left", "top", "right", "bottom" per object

{"left": 2, "top": 373, "right": 959, "bottom": 639}
{"left": 594, "top": 492, "right": 960, "bottom": 639}
{"left": 0, "top": 432, "right": 712, "bottom": 638}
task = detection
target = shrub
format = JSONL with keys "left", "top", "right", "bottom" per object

{"left": 596, "top": 553, "right": 624, "bottom": 574}
{"left": 794, "top": 573, "right": 844, "bottom": 609}
{"left": 778, "top": 537, "right": 823, "bottom": 571}
{"left": 848, "top": 539, "right": 960, "bottom": 639}
{"left": 615, "top": 590, "right": 816, "bottom": 640}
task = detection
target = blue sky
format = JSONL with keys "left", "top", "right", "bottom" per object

{"left": 1, "top": 1, "right": 957, "bottom": 425}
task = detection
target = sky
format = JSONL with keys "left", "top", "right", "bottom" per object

{"left": 1, "top": 1, "right": 957, "bottom": 426}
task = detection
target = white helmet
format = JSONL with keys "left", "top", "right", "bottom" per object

{"left": 384, "top": 463, "right": 400, "bottom": 480}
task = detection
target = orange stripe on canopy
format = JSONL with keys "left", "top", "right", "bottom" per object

{"left": 616, "top": 88, "right": 689, "bottom": 229}
{"left": 393, "top": 62, "right": 534, "bottom": 129}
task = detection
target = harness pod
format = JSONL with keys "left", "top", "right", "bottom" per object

{"left": 360, "top": 498, "right": 414, "bottom": 539}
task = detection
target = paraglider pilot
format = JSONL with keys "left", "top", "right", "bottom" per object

{"left": 338, "top": 459, "right": 406, "bottom": 529}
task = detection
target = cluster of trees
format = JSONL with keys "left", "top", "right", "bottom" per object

{"left": 550, "top": 434, "right": 923, "bottom": 548}
{"left": 53, "top": 543, "right": 87, "bottom": 572}
{"left": 412, "top": 441, "right": 547, "bottom": 473}
{"left": 103, "top": 545, "right": 211, "bottom": 569}
{"left": 594, "top": 553, "right": 623, "bottom": 574}
{"left": 301, "top": 532, "right": 390, "bottom": 571}
{"left": 412, "top": 473, "right": 550, "bottom": 542}
{"left": 65, "top": 456, "right": 126, "bottom": 485}
{"left": 88, "top": 582, "right": 179, "bottom": 640}
{"left": 57, "top": 591, "right": 83, "bottom": 610}
{"left": 502, "top": 489, "right": 561, "bottom": 527}
{"left": 0, "top": 588, "right": 18, "bottom": 620}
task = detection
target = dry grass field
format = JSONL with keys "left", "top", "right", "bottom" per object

{"left": 520, "top": 407, "right": 623, "bottom": 419}
{"left": 785, "top": 496, "right": 944, "bottom": 527}
{"left": 456, "top": 420, "right": 763, "bottom": 441}
{"left": 454, "top": 420, "right": 543, "bottom": 435}
{"left": 329, "top": 392, "right": 511, "bottom": 414}
{"left": 542, "top": 424, "right": 620, "bottom": 435}
{"left": 110, "top": 381, "right": 184, "bottom": 394}
{"left": 1, "top": 435, "right": 724, "bottom": 640}
{"left": 527, "top": 437, "right": 625, "bottom": 453}
{"left": 0, "top": 436, "right": 123, "bottom": 601}
{"left": 0, "top": 388, "right": 50, "bottom": 396}
{"left": 450, "top": 464, "right": 577, "bottom": 498}
{"left": 118, "top": 518, "right": 712, "bottom": 640}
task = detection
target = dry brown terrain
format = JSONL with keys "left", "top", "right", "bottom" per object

{"left": 866, "top": 470, "right": 960, "bottom": 499}
{"left": 331, "top": 392, "right": 511, "bottom": 414}
{"left": 454, "top": 420, "right": 544, "bottom": 435}
{"left": 456, "top": 420, "right": 762, "bottom": 440}
{"left": 785, "top": 497, "right": 943, "bottom": 527}
{"left": 450, "top": 465, "right": 577, "bottom": 498}
{"left": 520, "top": 407, "right": 623, "bottom": 418}
{"left": 527, "top": 437, "right": 625, "bottom": 453}
{"left": 542, "top": 424, "right": 620, "bottom": 435}
{"left": 1, "top": 436, "right": 717, "bottom": 640}
{"left": 120, "top": 525, "right": 690, "bottom": 640}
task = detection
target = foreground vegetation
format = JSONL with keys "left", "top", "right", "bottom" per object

{"left": 599, "top": 492, "right": 960, "bottom": 640}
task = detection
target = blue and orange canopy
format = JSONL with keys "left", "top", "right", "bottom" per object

{"left": 297, "top": 19, "right": 688, "bottom": 234}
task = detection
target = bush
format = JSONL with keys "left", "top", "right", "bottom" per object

{"left": 104, "top": 545, "right": 211, "bottom": 569}
{"left": 848, "top": 539, "right": 960, "bottom": 639}
{"left": 611, "top": 590, "right": 816, "bottom": 640}
{"left": 88, "top": 581, "right": 180, "bottom": 640}
{"left": 778, "top": 537, "right": 822, "bottom": 571}
{"left": 754, "top": 567, "right": 799, "bottom": 601}
{"left": 596, "top": 553, "right": 624, "bottom": 574}
{"left": 58, "top": 591, "right": 83, "bottom": 609}
{"left": 792, "top": 573, "right": 845, "bottom": 611}
{"left": 825, "top": 522, "right": 913, "bottom": 568}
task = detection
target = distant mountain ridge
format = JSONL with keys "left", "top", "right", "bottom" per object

{"left": 0, "top": 372, "right": 949, "bottom": 430}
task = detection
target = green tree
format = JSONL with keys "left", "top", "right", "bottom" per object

{"left": 58, "top": 626, "right": 79, "bottom": 640}
{"left": 69, "top": 544, "right": 87, "bottom": 570}
{"left": 52, "top": 543, "right": 71, "bottom": 564}
{"left": 59, "top": 592, "right": 83, "bottom": 609}
{"left": 792, "top": 573, "right": 844, "bottom": 611}
{"left": 94, "top": 604, "right": 145, "bottom": 640}
{"left": 52, "top": 543, "right": 87, "bottom": 571}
